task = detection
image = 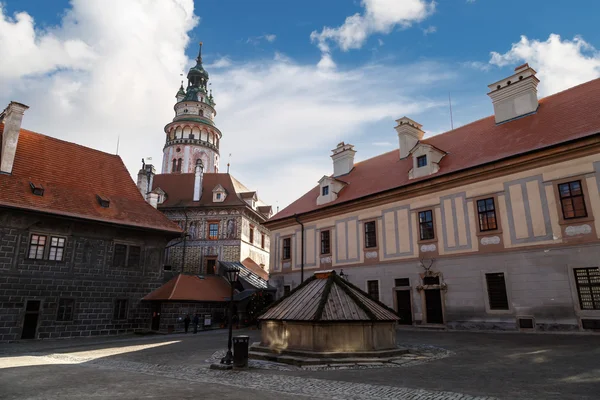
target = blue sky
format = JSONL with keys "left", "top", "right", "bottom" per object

{"left": 1, "top": 0, "right": 600, "bottom": 210}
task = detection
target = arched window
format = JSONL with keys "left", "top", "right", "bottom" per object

{"left": 177, "top": 158, "right": 182, "bottom": 172}
{"left": 172, "top": 159, "right": 177, "bottom": 172}
{"left": 199, "top": 109, "right": 204, "bottom": 116}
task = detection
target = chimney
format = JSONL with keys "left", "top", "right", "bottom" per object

{"left": 487, "top": 63, "right": 539, "bottom": 124}
{"left": 395, "top": 117, "right": 424, "bottom": 159}
{"left": 147, "top": 192, "right": 159, "bottom": 208}
{"left": 1, "top": 101, "right": 29, "bottom": 174}
{"left": 136, "top": 161, "right": 155, "bottom": 200}
{"left": 193, "top": 159, "right": 204, "bottom": 201}
{"left": 331, "top": 142, "right": 356, "bottom": 177}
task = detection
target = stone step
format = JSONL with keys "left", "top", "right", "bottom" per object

{"left": 249, "top": 350, "right": 409, "bottom": 367}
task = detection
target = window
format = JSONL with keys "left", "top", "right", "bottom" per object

{"left": 320, "top": 230, "right": 331, "bottom": 254}
{"left": 477, "top": 198, "right": 498, "bottom": 231}
{"left": 48, "top": 237, "right": 66, "bottom": 261}
{"left": 206, "top": 258, "right": 216, "bottom": 275}
{"left": 367, "top": 280, "right": 380, "bottom": 301}
{"left": 261, "top": 234, "right": 265, "bottom": 249}
{"left": 485, "top": 273, "right": 509, "bottom": 310}
{"left": 113, "top": 244, "right": 127, "bottom": 267}
{"left": 283, "top": 285, "right": 291, "bottom": 296}
{"left": 172, "top": 159, "right": 177, "bottom": 172}
{"left": 29, "top": 182, "right": 44, "bottom": 196}
{"left": 417, "top": 155, "right": 427, "bottom": 168}
{"left": 176, "top": 158, "right": 182, "bottom": 172}
{"left": 249, "top": 226, "right": 254, "bottom": 244}
{"left": 322, "top": 185, "right": 329, "bottom": 196}
{"left": 208, "top": 223, "right": 219, "bottom": 240}
{"left": 419, "top": 210, "right": 435, "bottom": 241}
{"left": 423, "top": 276, "right": 440, "bottom": 285}
{"left": 574, "top": 268, "right": 600, "bottom": 310}
{"left": 113, "top": 299, "right": 128, "bottom": 320}
{"left": 216, "top": 193, "right": 221, "bottom": 200}
{"left": 28, "top": 234, "right": 46, "bottom": 260}
{"left": 282, "top": 238, "right": 291, "bottom": 260}
{"left": 395, "top": 278, "right": 410, "bottom": 287}
{"left": 57, "top": 298, "right": 74, "bottom": 321}
{"left": 558, "top": 180, "right": 587, "bottom": 219}
{"left": 364, "top": 221, "right": 377, "bottom": 248}
{"left": 127, "top": 246, "right": 141, "bottom": 267}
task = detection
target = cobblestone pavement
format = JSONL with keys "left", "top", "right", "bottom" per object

{"left": 2, "top": 329, "right": 600, "bottom": 399}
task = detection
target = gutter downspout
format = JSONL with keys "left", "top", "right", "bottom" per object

{"left": 294, "top": 214, "right": 304, "bottom": 283}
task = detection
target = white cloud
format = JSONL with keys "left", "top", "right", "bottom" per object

{"left": 0, "top": 1, "right": 453, "bottom": 210}
{"left": 247, "top": 34, "right": 277, "bottom": 45}
{"left": 489, "top": 34, "right": 600, "bottom": 96}
{"left": 372, "top": 141, "right": 393, "bottom": 146}
{"left": 311, "top": 0, "right": 435, "bottom": 65}
{"left": 378, "top": 38, "right": 384, "bottom": 46}
{"left": 422, "top": 25, "right": 437, "bottom": 35}
{"left": 462, "top": 61, "right": 491, "bottom": 71}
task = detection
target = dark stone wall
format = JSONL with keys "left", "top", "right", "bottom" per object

{"left": 0, "top": 209, "right": 174, "bottom": 341}
{"left": 157, "top": 301, "right": 228, "bottom": 332}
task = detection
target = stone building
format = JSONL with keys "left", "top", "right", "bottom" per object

{"left": 266, "top": 64, "right": 600, "bottom": 332}
{"left": 0, "top": 102, "right": 182, "bottom": 341}
{"left": 136, "top": 43, "right": 273, "bottom": 277}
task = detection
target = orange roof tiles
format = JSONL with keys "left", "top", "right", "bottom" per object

{"left": 142, "top": 274, "right": 231, "bottom": 302}
{"left": 0, "top": 127, "right": 181, "bottom": 234}
{"left": 271, "top": 78, "right": 600, "bottom": 222}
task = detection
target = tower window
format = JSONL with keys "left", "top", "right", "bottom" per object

{"left": 176, "top": 158, "right": 182, "bottom": 172}
{"left": 199, "top": 109, "right": 204, "bottom": 116}
{"left": 172, "top": 159, "right": 177, "bottom": 172}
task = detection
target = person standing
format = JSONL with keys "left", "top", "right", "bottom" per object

{"left": 193, "top": 314, "right": 199, "bottom": 334}
{"left": 184, "top": 314, "right": 191, "bottom": 333}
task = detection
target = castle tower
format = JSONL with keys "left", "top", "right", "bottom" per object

{"left": 162, "top": 43, "right": 221, "bottom": 174}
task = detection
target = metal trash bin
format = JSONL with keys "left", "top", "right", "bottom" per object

{"left": 233, "top": 335, "right": 249, "bottom": 368}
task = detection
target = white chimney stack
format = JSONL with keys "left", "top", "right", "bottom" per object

{"left": 395, "top": 117, "right": 424, "bottom": 159}
{"left": 1, "top": 101, "right": 29, "bottom": 174}
{"left": 193, "top": 159, "right": 204, "bottom": 201}
{"left": 487, "top": 63, "right": 539, "bottom": 124}
{"left": 330, "top": 142, "right": 356, "bottom": 177}
{"left": 136, "top": 162, "right": 155, "bottom": 200}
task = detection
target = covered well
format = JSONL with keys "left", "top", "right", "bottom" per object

{"left": 258, "top": 270, "right": 399, "bottom": 353}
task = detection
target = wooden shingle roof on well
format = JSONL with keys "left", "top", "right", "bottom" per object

{"left": 259, "top": 270, "right": 399, "bottom": 322}
{"left": 270, "top": 78, "right": 600, "bottom": 222}
{"left": 0, "top": 127, "right": 181, "bottom": 234}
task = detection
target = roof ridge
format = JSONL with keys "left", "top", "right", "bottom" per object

{"left": 168, "top": 274, "right": 183, "bottom": 300}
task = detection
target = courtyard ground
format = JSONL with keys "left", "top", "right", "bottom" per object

{"left": 1, "top": 328, "right": 599, "bottom": 399}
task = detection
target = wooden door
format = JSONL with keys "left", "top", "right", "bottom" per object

{"left": 395, "top": 290, "right": 413, "bottom": 325}
{"left": 21, "top": 300, "right": 41, "bottom": 339}
{"left": 425, "top": 289, "right": 444, "bottom": 324}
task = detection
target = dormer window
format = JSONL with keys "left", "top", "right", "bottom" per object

{"left": 216, "top": 193, "right": 221, "bottom": 200}
{"left": 322, "top": 186, "right": 329, "bottom": 196}
{"left": 29, "top": 182, "right": 44, "bottom": 196}
{"left": 212, "top": 184, "right": 227, "bottom": 202}
{"left": 417, "top": 155, "right": 427, "bottom": 168}
{"left": 96, "top": 195, "right": 110, "bottom": 208}
{"left": 317, "top": 176, "right": 346, "bottom": 206}
{"left": 408, "top": 143, "right": 447, "bottom": 180}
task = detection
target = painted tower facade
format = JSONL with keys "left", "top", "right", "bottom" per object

{"left": 162, "top": 43, "right": 221, "bottom": 174}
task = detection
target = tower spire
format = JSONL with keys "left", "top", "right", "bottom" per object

{"left": 197, "top": 42, "right": 203, "bottom": 63}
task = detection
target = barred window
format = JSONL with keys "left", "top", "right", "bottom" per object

{"left": 282, "top": 238, "right": 291, "bottom": 260}
{"left": 419, "top": 210, "right": 435, "bottom": 241}
{"left": 57, "top": 298, "right": 74, "bottom": 321}
{"left": 113, "top": 299, "right": 128, "bottom": 320}
{"left": 320, "top": 230, "right": 331, "bottom": 254}
{"left": 28, "top": 234, "right": 47, "bottom": 260}
{"left": 49, "top": 237, "right": 66, "bottom": 261}
{"left": 574, "top": 268, "right": 600, "bottom": 310}
{"left": 364, "top": 221, "right": 377, "bottom": 248}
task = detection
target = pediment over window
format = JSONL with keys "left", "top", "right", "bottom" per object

{"left": 317, "top": 176, "right": 346, "bottom": 206}
{"left": 212, "top": 184, "right": 227, "bottom": 202}
{"left": 408, "top": 143, "right": 446, "bottom": 180}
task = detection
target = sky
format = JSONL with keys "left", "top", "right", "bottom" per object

{"left": 1, "top": 0, "right": 600, "bottom": 213}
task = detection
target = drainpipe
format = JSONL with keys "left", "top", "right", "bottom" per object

{"left": 294, "top": 214, "right": 305, "bottom": 283}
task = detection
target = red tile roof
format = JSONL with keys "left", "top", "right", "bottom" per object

{"left": 142, "top": 274, "right": 231, "bottom": 302}
{"left": 271, "top": 78, "right": 600, "bottom": 222}
{"left": 0, "top": 127, "right": 181, "bottom": 234}
{"left": 241, "top": 257, "right": 269, "bottom": 281}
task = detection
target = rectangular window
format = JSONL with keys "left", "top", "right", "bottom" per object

{"left": 364, "top": 221, "right": 377, "bottom": 248}
{"left": 395, "top": 278, "right": 410, "bottom": 287}
{"left": 57, "top": 298, "right": 74, "bottom": 321}
{"left": 261, "top": 234, "right": 265, "bottom": 249}
{"left": 113, "top": 299, "right": 128, "bottom": 320}
{"left": 113, "top": 244, "right": 127, "bottom": 267}
{"left": 320, "top": 230, "right": 331, "bottom": 254}
{"left": 367, "top": 280, "right": 380, "bottom": 301}
{"left": 574, "top": 268, "right": 600, "bottom": 310}
{"left": 48, "top": 237, "right": 66, "bottom": 261}
{"left": 419, "top": 210, "right": 435, "bottom": 241}
{"left": 282, "top": 238, "right": 291, "bottom": 260}
{"left": 485, "top": 273, "right": 510, "bottom": 310}
{"left": 127, "top": 245, "right": 141, "bottom": 267}
{"left": 558, "top": 180, "right": 587, "bottom": 219}
{"left": 417, "top": 155, "right": 427, "bottom": 168}
{"left": 216, "top": 193, "right": 221, "bottom": 200}
{"left": 28, "top": 234, "right": 47, "bottom": 260}
{"left": 283, "top": 285, "right": 291, "bottom": 296}
{"left": 477, "top": 198, "right": 498, "bottom": 232}
{"left": 249, "top": 226, "right": 254, "bottom": 244}
{"left": 208, "top": 223, "right": 219, "bottom": 240}
{"left": 322, "top": 185, "right": 329, "bottom": 196}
